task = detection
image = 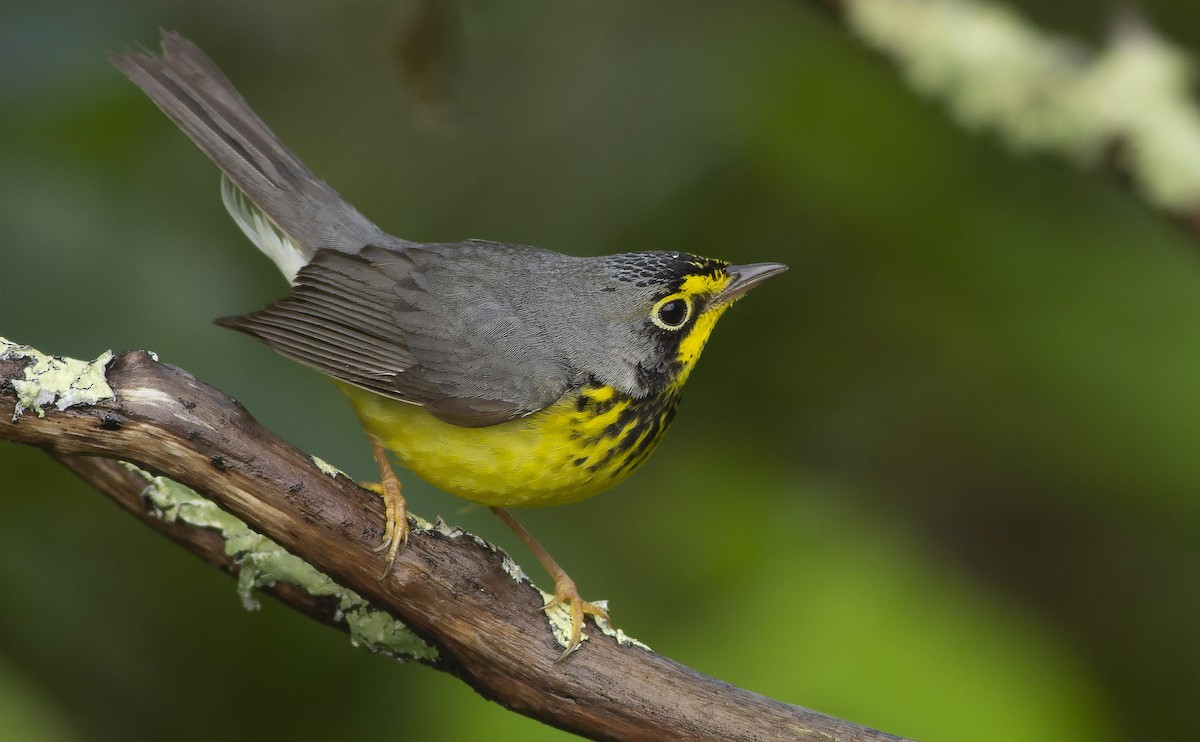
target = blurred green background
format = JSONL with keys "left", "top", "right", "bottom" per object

{"left": 3, "top": 1, "right": 1200, "bottom": 739}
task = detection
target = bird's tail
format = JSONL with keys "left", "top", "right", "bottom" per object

{"left": 111, "top": 32, "right": 395, "bottom": 282}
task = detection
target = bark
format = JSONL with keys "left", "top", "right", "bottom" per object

{"left": 0, "top": 341, "right": 907, "bottom": 742}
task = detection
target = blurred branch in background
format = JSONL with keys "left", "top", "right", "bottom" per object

{"left": 391, "top": 0, "right": 463, "bottom": 119}
{"left": 0, "top": 338, "right": 905, "bottom": 742}
{"left": 815, "top": 0, "right": 1200, "bottom": 240}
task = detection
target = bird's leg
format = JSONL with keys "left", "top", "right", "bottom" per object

{"left": 366, "top": 436, "right": 407, "bottom": 579}
{"left": 490, "top": 507, "right": 608, "bottom": 660}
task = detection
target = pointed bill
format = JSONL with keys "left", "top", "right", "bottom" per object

{"left": 715, "top": 262, "right": 788, "bottom": 304}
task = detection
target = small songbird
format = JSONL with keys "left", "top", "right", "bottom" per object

{"left": 112, "top": 32, "right": 786, "bottom": 657}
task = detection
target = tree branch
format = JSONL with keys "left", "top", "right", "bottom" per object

{"left": 0, "top": 338, "right": 907, "bottom": 742}
{"left": 814, "top": 0, "right": 1200, "bottom": 240}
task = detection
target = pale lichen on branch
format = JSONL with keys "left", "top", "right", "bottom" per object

{"left": 126, "top": 462, "right": 439, "bottom": 661}
{"left": 1, "top": 337, "right": 115, "bottom": 420}
{"left": 842, "top": 0, "right": 1200, "bottom": 213}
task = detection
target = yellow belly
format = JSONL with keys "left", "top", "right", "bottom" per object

{"left": 338, "top": 382, "right": 678, "bottom": 507}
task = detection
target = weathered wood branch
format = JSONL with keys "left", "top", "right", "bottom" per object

{"left": 0, "top": 339, "right": 908, "bottom": 742}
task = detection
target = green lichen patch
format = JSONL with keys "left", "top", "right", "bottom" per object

{"left": 310, "top": 455, "right": 344, "bottom": 478}
{"left": 410, "top": 513, "right": 434, "bottom": 531}
{"left": 125, "top": 462, "right": 437, "bottom": 662}
{"left": 594, "top": 611, "right": 651, "bottom": 652}
{"left": 1, "top": 338, "right": 114, "bottom": 421}
{"left": 539, "top": 597, "right": 649, "bottom": 654}
{"left": 499, "top": 554, "right": 529, "bottom": 583}
{"left": 541, "top": 600, "right": 582, "bottom": 652}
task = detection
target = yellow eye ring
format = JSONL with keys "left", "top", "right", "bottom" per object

{"left": 651, "top": 294, "right": 692, "bottom": 331}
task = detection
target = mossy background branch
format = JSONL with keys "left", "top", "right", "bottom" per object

{"left": 827, "top": 0, "right": 1200, "bottom": 224}
{"left": 0, "top": 338, "right": 903, "bottom": 742}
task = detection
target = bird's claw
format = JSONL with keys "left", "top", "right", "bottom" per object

{"left": 366, "top": 439, "right": 407, "bottom": 579}
{"left": 544, "top": 574, "right": 608, "bottom": 661}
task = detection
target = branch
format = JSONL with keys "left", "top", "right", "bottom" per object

{"left": 815, "top": 0, "right": 1200, "bottom": 239}
{"left": 0, "top": 338, "right": 907, "bottom": 742}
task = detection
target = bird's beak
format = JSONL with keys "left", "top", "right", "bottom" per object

{"left": 715, "top": 262, "right": 788, "bottom": 304}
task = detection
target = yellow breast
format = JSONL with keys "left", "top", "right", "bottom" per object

{"left": 338, "top": 382, "right": 679, "bottom": 508}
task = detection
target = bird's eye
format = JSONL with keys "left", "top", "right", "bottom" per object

{"left": 651, "top": 296, "right": 691, "bottom": 330}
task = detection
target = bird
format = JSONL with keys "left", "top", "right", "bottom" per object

{"left": 111, "top": 32, "right": 787, "bottom": 658}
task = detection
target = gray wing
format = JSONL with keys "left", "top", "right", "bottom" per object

{"left": 217, "top": 246, "right": 572, "bottom": 427}
{"left": 111, "top": 32, "right": 401, "bottom": 279}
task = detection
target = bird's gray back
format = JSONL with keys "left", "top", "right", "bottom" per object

{"left": 411, "top": 240, "right": 666, "bottom": 400}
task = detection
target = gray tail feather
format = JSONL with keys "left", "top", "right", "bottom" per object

{"left": 110, "top": 31, "right": 393, "bottom": 263}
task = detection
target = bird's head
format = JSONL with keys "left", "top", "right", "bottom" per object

{"left": 589, "top": 252, "right": 787, "bottom": 396}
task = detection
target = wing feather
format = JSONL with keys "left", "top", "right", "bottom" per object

{"left": 218, "top": 247, "right": 569, "bottom": 427}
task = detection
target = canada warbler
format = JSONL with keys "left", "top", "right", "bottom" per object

{"left": 113, "top": 33, "right": 786, "bottom": 657}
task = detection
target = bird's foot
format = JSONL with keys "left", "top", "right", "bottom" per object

{"left": 366, "top": 438, "right": 407, "bottom": 579}
{"left": 543, "top": 574, "right": 609, "bottom": 661}
{"left": 488, "top": 506, "right": 606, "bottom": 660}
